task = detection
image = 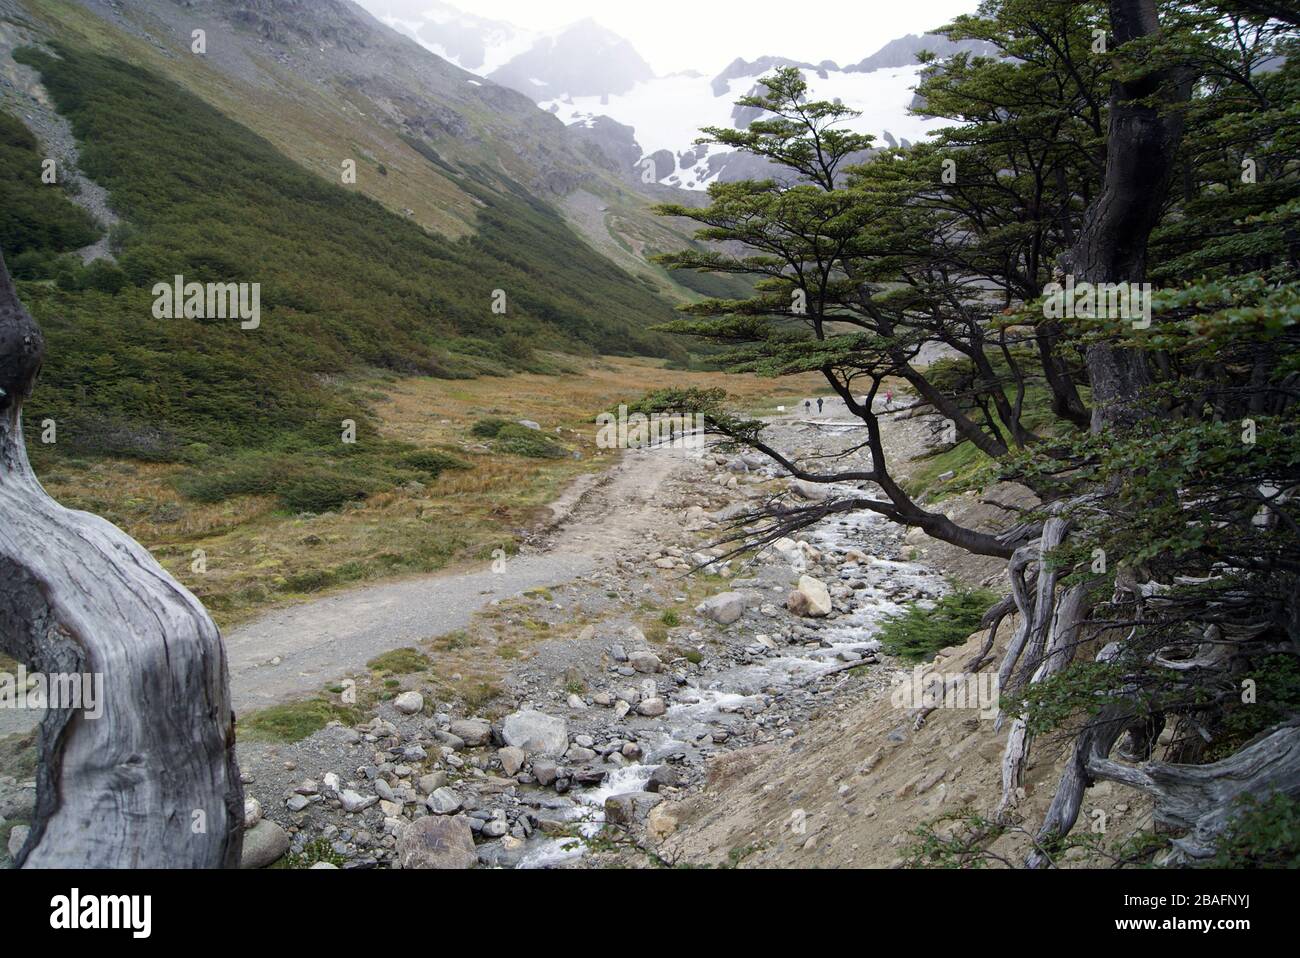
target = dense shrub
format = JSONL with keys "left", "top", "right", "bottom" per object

{"left": 492, "top": 423, "right": 567, "bottom": 459}
{"left": 277, "top": 470, "right": 375, "bottom": 513}
{"left": 0, "top": 111, "right": 101, "bottom": 257}
{"left": 1206, "top": 794, "right": 1300, "bottom": 869}
{"left": 177, "top": 442, "right": 465, "bottom": 512}
{"left": 877, "top": 586, "right": 999, "bottom": 663}
{"left": 470, "top": 418, "right": 512, "bottom": 439}
{"left": 400, "top": 449, "right": 470, "bottom": 476}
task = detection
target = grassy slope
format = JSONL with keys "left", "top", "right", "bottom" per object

{"left": 558, "top": 182, "right": 756, "bottom": 306}
{"left": 26, "top": 0, "right": 481, "bottom": 237}
{"left": 5, "top": 41, "right": 686, "bottom": 466}
{"left": 26, "top": 0, "right": 730, "bottom": 302}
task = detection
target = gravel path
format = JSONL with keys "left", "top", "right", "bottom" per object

{"left": 226, "top": 446, "right": 686, "bottom": 713}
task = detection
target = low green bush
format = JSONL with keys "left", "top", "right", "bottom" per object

{"left": 401, "top": 449, "right": 470, "bottom": 475}
{"left": 493, "top": 423, "right": 567, "bottom": 459}
{"left": 471, "top": 417, "right": 512, "bottom": 438}
{"left": 176, "top": 441, "right": 473, "bottom": 511}
{"left": 278, "top": 470, "right": 375, "bottom": 513}
{"left": 367, "top": 647, "right": 431, "bottom": 674}
{"left": 1206, "top": 794, "right": 1300, "bottom": 868}
{"left": 877, "top": 586, "right": 999, "bottom": 663}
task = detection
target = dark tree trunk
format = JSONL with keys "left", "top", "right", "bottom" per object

{"left": 1017, "top": 0, "right": 1197, "bottom": 862}
{"left": 1072, "top": 0, "right": 1193, "bottom": 431}
{"left": 0, "top": 251, "right": 243, "bottom": 867}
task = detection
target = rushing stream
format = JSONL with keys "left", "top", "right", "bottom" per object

{"left": 516, "top": 479, "right": 949, "bottom": 868}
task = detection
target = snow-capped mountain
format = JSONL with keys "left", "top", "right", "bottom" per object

{"left": 354, "top": 2, "right": 994, "bottom": 191}
{"left": 361, "top": 0, "right": 538, "bottom": 75}
{"left": 542, "top": 60, "right": 943, "bottom": 190}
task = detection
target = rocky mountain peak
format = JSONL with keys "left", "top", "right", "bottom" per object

{"left": 488, "top": 17, "right": 654, "bottom": 99}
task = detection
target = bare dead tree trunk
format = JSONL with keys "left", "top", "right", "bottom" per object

{"left": 1027, "top": 716, "right": 1300, "bottom": 867}
{"left": 994, "top": 515, "right": 1091, "bottom": 823}
{"left": 0, "top": 250, "right": 242, "bottom": 868}
{"left": 1091, "top": 719, "right": 1300, "bottom": 862}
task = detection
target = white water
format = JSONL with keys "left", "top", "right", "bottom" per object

{"left": 516, "top": 762, "right": 660, "bottom": 868}
{"left": 513, "top": 479, "right": 947, "bottom": 867}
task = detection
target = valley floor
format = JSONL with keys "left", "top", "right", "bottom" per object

{"left": 1, "top": 376, "right": 1152, "bottom": 870}
{"left": 216, "top": 398, "right": 1147, "bottom": 869}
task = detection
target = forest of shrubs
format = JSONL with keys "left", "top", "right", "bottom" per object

{"left": 0, "top": 43, "right": 684, "bottom": 506}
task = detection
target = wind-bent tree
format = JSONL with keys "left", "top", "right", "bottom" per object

{"left": 656, "top": 0, "right": 1299, "bottom": 865}
{"left": 0, "top": 250, "right": 242, "bottom": 867}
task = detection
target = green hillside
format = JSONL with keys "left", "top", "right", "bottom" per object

{"left": 4, "top": 43, "right": 684, "bottom": 470}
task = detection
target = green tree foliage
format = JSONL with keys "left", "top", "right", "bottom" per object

{"left": 0, "top": 111, "right": 101, "bottom": 265}
{"left": 657, "top": 0, "right": 1299, "bottom": 860}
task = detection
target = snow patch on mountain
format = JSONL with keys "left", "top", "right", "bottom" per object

{"left": 361, "top": 0, "right": 539, "bottom": 75}
{"left": 355, "top": 1, "right": 970, "bottom": 191}
{"left": 541, "top": 65, "right": 941, "bottom": 190}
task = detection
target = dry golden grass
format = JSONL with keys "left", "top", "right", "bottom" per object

{"left": 35, "top": 357, "right": 822, "bottom": 629}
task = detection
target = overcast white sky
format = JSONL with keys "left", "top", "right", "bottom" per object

{"left": 413, "top": 1, "right": 982, "bottom": 75}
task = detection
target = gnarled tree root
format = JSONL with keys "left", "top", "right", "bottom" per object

{"left": 1027, "top": 714, "right": 1300, "bottom": 867}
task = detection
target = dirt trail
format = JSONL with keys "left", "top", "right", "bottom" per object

{"left": 225, "top": 447, "right": 686, "bottom": 713}
{"left": 0, "top": 437, "right": 698, "bottom": 735}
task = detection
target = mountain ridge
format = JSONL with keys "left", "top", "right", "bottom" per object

{"left": 356, "top": 1, "right": 997, "bottom": 191}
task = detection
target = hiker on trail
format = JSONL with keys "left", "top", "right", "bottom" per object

{"left": 885, "top": 390, "right": 894, "bottom": 410}
{"left": 817, "top": 398, "right": 824, "bottom": 414}
{"left": 804, "top": 400, "right": 811, "bottom": 415}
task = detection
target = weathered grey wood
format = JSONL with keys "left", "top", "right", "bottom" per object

{"left": 1088, "top": 719, "right": 1300, "bottom": 862}
{"left": 0, "top": 251, "right": 242, "bottom": 867}
{"left": 993, "top": 512, "right": 1088, "bottom": 822}
{"left": 1027, "top": 715, "right": 1300, "bottom": 867}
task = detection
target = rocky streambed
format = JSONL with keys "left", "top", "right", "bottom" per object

{"left": 229, "top": 413, "right": 955, "bottom": 870}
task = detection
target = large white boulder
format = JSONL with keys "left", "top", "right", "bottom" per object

{"left": 695, "top": 591, "right": 751, "bottom": 625}
{"left": 789, "top": 575, "right": 833, "bottom": 617}
{"left": 501, "top": 709, "right": 569, "bottom": 757}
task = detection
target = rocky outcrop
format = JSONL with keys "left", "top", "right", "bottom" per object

{"left": 566, "top": 115, "right": 644, "bottom": 178}
{"left": 710, "top": 56, "right": 837, "bottom": 97}
{"left": 489, "top": 19, "right": 653, "bottom": 99}
{"left": 843, "top": 33, "right": 999, "bottom": 73}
